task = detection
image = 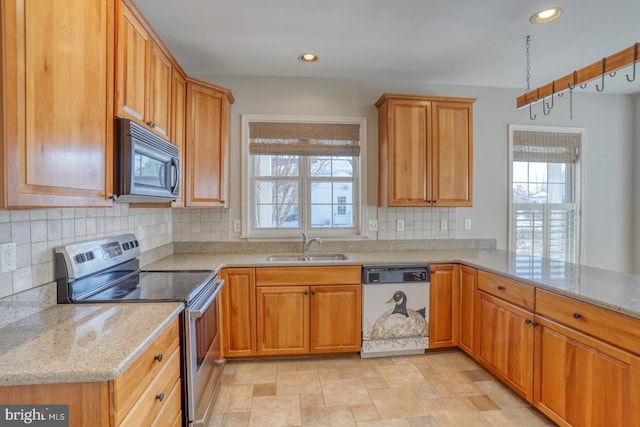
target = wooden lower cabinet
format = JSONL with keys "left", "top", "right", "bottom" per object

{"left": 475, "top": 291, "right": 535, "bottom": 402}
{"left": 0, "top": 318, "right": 182, "bottom": 427}
{"left": 458, "top": 265, "right": 477, "bottom": 355}
{"left": 429, "top": 264, "right": 459, "bottom": 348}
{"left": 535, "top": 315, "right": 640, "bottom": 427}
{"left": 220, "top": 268, "right": 257, "bottom": 357}
{"left": 254, "top": 266, "right": 361, "bottom": 357}
{"left": 309, "top": 285, "right": 361, "bottom": 354}
{"left": 256, "top": 286, "right": 309, "bottom": 356}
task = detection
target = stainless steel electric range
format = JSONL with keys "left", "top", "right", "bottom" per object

{"left": 55, "top": 234, "right": 224, "bottom": 427}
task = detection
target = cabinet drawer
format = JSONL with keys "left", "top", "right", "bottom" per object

{"left": 255, "top": 266, "right": 361, "bottom": 286}
{"left": 112, "top": 319, "right": 180, "bottom": 422}
{"left": 535, "top": 289, "right": 640, "bottom": 355}
{"left": 477, "top": 271, "right": 534, "bottom": 311}
{"left": 119, "top": 346, "right": 181, "bottom": 427}
{"left": 150, "top": 378, "right": 182, "bottom": 427}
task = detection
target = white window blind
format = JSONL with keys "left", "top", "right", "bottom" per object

{"left": 245, "top": 117, "right": 364, "bottom": 237}
{"left": 510, "top": 127, "right": 582, "bottom": 270}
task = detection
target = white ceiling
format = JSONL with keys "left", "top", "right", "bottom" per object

{"left": 135, "top": 0, "right": 640, "bottom": 94}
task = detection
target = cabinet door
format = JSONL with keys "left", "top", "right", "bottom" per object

{"left": 476, "top": 291, "right": 534, "bottom": 401}
{"left": 429, "top": 264, "right": 459, "bottom": 348}
{"left": 146, "top": 43, "right": 172, "bottom": 137}
{"left": 534, "top": 316, "right": 640, "bottom": 427}
{"left": 459, "top": 265, "right": 477, "bottom": 356}
{"left": 170, "top": 70, "right": 186, "bottom": 207}
{"left": 220, "top": 268, "right": 257, "bottom": 357}
{"left": 256, "top": 286, "right": 309, "bottom": 356}
{"left": 1, "top": 0, "right": 114, "bottom": 207}
{"left": 431, "top": 101, "right": 473, "bottom": 207}
{"left": 116, "top": 1, "right": 148, "bottom": 123}
{"left": 185, "top": 81, "right": 230, "bottom": 207}
{"left": 310, "top": 285, "right": 361, "bottom": 354}
{"left": 386, "top": 101, "right": 431, "bottom": 206}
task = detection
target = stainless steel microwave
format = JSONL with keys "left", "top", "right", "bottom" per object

{"left": 114, "top": 118, "right": 179, "bottom": 203}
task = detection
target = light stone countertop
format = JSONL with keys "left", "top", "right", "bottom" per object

{"left": 0, "top": 302, "right": 183, "bottom": 386}
{"left": 144, "top": 249, "right": 640, "bottom": 320}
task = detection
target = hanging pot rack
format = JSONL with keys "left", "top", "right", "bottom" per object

{"left": 517, "top": 42, "right": 639, "bottom": 109}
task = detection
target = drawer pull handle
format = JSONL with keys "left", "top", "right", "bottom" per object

{"left": 497, "top": 285, "right": 505, "bottom": 291}
{"left": 154, "top": 353, "right": 163, "bottom": 362}
{"left": 573, "top": 312, "right": 582, "bottom": 319}
{"left": 156, "top": 392, "right": 165, "bottom": 402}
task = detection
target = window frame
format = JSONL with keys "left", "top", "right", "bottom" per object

{"left": 507, "top": 124, "right": 585, "bottom": 265}
{"left": 241, "top": 114, "right": 367, "bottom": 239}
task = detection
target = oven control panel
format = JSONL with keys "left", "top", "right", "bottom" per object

{"left": 55, "top": 234, "right": 140, "bottom": 280}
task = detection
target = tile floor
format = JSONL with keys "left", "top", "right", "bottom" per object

{"left": 208, "top": 350, "right": 555, "bottom": 426}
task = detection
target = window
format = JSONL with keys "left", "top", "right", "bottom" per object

{"left": 242, "top": 116, "right": 366, "bottom": 238}
{"left": 508, "top": 126, "right": 583, "bottom": 275}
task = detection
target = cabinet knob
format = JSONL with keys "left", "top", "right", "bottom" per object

{"left": 147, "top": 120, "right": 155, "bottom": 128}
{"left": 533, "top": 321, "right": 539, "bottom": 327}
{"left": 525, "top": 319, "right": 532, "bottom": 324}
{"left": 573, "top": 312, "right": 581, "bottom": 319}
{"left": 304, "top": 291, "right": 308, "bottom": 295}
{"left": 497, "top": 285, "right": 505, "bottom": 291}
{"left": 154, "top": 353, "right": 163, "bottom": 362}
{"left": 156, "top": 392, "right": 165, "bottom": 402}
{"left": 311, "top": 290, "right": 316, "bottom": 295}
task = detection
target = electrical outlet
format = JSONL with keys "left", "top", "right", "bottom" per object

{"left": 440, "top": 220, "right": 448, "bottom": 231}
{"left": 0, "top": 242, "right": 17, "bottom": 273}
{"left": 368, "top": 219, "right": 378, "bottom": 231}
{"left": 464, "top": 218, "right": 472, "bottom": 230}
{"left": 396, "top": 220, "right": 405, "bottom": 231}
{"left": 233, "top": 219, "right": 241, "bottom": 232}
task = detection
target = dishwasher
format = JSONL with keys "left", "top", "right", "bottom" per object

{"left": 361, "top": 265, "right": 430, "bottom": 358}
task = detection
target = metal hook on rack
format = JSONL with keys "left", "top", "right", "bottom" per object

{"left": 595, "top": 58, "right": 606, "bottom": 92}
{"left": 567, "top": 71, "right": 577, "bottom": 120}
{"left": 545, "top": 81, "right": 556, "bottom": 109}
{"left": 524, "top": 93, "right": 537, "bottom": 120}
{"left": 626, "top": 44, "right": 637, "bottom": 82}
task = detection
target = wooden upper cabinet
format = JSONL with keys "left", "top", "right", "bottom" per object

{"left": 376, "top": 94, "right": 475, "bottom": 207}
{"left": 170, "top": 69, "right": 187, "bottom": 207}
{"left": 185, "top": 78, "right": 234, "bottom": 207}
{"left": 0, "top": 0, "right": 115, "bottom": 208}
{"left": 116, "top": 0, "right": 172, "bottom": 139}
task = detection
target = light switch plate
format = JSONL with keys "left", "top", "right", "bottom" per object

{"left": 0, "top": 242, "right": 17, "bottom": 273}
{"left": 397, "top": 220, "right": 405, "bottom": 231}
{"left": 233, "top": 220, "right": 241, "bottom": 232}
{"left": 368, "top": 219, "right": 378, "bottom": 231}
{"left": 440, "top": 220, "right": 448, "bottom": 231}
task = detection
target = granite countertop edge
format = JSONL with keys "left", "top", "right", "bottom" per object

{"left": 0, "top": 302, "right": 184, "bottom": 387}
{"left": 144, "top": 249, "right": 640, "bottom": 320}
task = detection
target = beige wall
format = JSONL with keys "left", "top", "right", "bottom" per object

{"left": 197, "top": 74, "right": 638, "bottom": 273}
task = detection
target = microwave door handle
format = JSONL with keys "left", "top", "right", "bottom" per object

{"left": 170, "top": 158, "right": 179, "bottom": 194}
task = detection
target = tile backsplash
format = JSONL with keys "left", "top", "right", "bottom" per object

{"left": 0, "top": 205, "right": 173, "bottom": 299}
{"left": 377, "top": 207, "right": 456, "bottom": 240}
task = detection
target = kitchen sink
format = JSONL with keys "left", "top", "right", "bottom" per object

{"left": 266, "top": 253, "right": 349, "bottom": 262}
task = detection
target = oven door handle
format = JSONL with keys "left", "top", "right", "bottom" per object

{"left": 189, "top": 279, "right": 225, "bottom": 319}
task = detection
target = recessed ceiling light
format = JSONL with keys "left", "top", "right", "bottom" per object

{"left": 298, "top": 53, "right": 319, "bottom": 63}
{"left": 530, "top": 7, "right": 563, "bottom": 24}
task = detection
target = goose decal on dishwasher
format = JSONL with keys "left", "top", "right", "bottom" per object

{"left": 370, "top": 290, "right": 428, "bottom": 339}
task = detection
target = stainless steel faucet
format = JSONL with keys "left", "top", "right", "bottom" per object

{"left": 301, "top": 232, "right": 322, "bottom": 253}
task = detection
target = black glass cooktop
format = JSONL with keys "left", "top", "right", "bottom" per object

{"left": 75, "top": 270, "right": 215, "bottom": 303}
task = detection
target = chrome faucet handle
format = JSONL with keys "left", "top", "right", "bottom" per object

{"left": 300, "top": 232, "right": 308, "bottom": 252}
